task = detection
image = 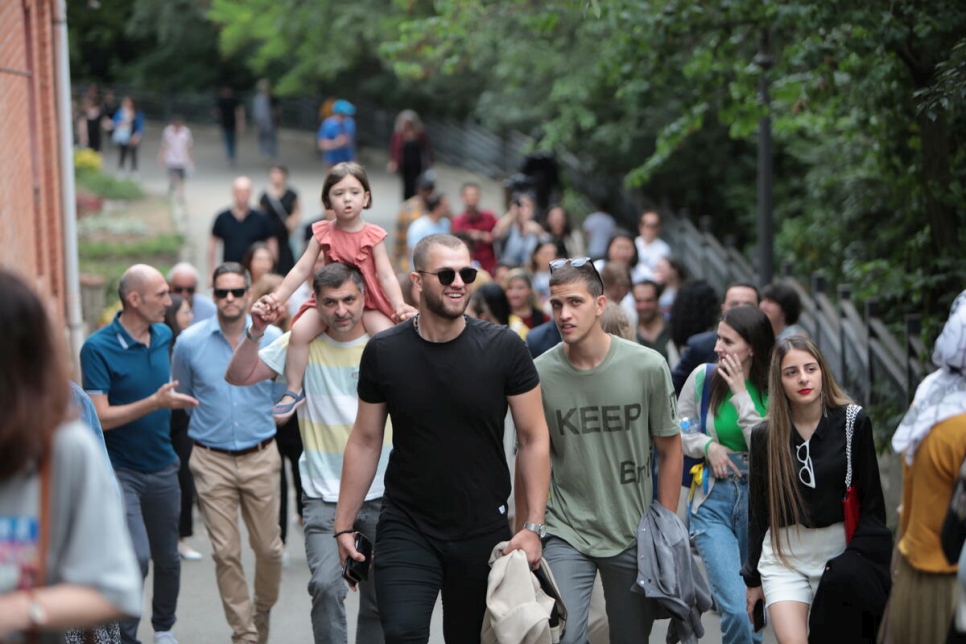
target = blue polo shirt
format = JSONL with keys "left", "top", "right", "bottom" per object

{"left": 80, "top": 313, "right": 177, "bottom": 473}
{"left": 171, "top": 316, "right": 282, "bottom": 450}
{"left": 317, "top": 116, "right": 356, "bottom": 165}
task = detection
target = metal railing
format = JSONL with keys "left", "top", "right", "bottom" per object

{"left": 661, "top": 212, "right": 929, "bottom": 431}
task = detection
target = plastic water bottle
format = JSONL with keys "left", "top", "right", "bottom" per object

{"left": 680, "top": 416, "right": 695, "bottom": 434}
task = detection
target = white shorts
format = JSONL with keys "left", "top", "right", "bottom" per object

{"left": 759, "top": 523, "right": 846, "bottom": 607}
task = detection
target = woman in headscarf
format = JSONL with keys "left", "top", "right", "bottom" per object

{"left": 884, "top": 290, "right": 966, "bottom": 644}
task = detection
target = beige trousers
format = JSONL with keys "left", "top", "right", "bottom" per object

{"left": 190, "top": 442, "right": 283, "bottom": 643}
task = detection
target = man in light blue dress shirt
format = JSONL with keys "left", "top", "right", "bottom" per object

{"left": 171, "top": 262, "right": 283, "bottom": 644}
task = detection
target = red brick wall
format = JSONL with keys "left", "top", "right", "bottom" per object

{"left": 0, "top": 0, "right": 66, "bottom": 326}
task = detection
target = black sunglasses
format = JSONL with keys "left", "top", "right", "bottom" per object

{"left": 417, "top": 267, "right": 478, "bottom": 286}
{"left": 548, "top": 257, "right": 604, "bottom": 288}
{"left": 171, "top": 285, "right": 196, "bottom": 295}
{"left": 213, "top": 287, "right": 248, "bottom": 299}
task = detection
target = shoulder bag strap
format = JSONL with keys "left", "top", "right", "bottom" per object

{"left": 699, "top": 363, "right": 716, "bottom": 435}
{"left": 844, "top": 404, "right": 860, "bottom": 487}
{"left": 28, "top": 452, "right": 52, "bottom": 644}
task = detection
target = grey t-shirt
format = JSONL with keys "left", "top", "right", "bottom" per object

{"left": 536, "top": 336, "right": 679, "bottom": 556}
{"left": 582, "top": 211, "right": 616, "bottom": 259}
{"left": 0, "top": 421, "right": 141, "bottom": 641}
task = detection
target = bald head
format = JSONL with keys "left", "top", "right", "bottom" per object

{"left": 119, "top": 264, "right": 165, "bottom": 307}
{"left": 232, "top": 177, "right": 253, "bottom": 210}
{"left": 167, "top": 262, "right": 200, "bottom": 283}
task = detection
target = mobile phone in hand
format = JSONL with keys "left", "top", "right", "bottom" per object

{"left": 753, "top": 598, "right": 766, "bottom": 632}
{"left": 341, "top": 532, "right": 372, "bottom": 586}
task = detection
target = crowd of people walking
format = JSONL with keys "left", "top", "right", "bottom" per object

{"left": 6, "top": 102, "right": 966, "bottom": 644}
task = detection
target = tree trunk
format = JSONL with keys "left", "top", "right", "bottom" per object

{"left": 917, "top": 107, "right": 957, "bottom": 258}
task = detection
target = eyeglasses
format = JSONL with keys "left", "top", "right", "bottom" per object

{"left": 171, "top": 285, "right": 196, "bottom": 295}
{"left": 797, "top": 441, "right": 816, "bottom": 489}
{"left": 548, "top": 257, "right": 605, "bottom": 289}
{"left": 213, "top": 287, "right": 248, "bottom": 299}
{"left": 417, "top": 267, "right": 478, "bottom": 286}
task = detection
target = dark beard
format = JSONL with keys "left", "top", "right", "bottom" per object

{"left": 422, "top": 288, "right": 467, "bottom": 320}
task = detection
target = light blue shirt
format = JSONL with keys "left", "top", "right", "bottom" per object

{"left": 172, "top": 316, "right": 282, "bottom": 450}
{"left": 407, "top": 215, "right": 451, "bottom": 257}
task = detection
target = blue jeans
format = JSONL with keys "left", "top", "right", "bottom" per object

{"left": 543, "top": 537, "right": 658, "bottom": 644}
{"left": 303, "top": 497, "right": 384, "bottom": 644}
{"left": 114, "top": 462, "right": 181, "bottom": 643}
{"left": 223, "top": 128, "right": 237, "bottom": 162}
{"left": 690, "top": 476, "right": 761, "bottom": 644}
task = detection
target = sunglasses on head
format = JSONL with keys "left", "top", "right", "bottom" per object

{"left": 548, "top": 257, "right": 605, "bottom": 288}
{"left": 213, "top": 287, "right": 248, "bottom": 299}
{"left": 417, "top": 267, "right": 478, "bottom": 286}
{"left": 172, "top": 285, "right": 196, "bottom": 295}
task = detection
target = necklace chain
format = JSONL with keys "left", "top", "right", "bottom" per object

{"left": 412, "top": 313, "right": 468, "bottom": 342}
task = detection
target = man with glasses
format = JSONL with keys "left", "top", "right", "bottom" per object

{"left": 334, "top": 233, "right": 551, "bottom": 643}
{"left": 171, "top": 263, "right": 284, "bottom": 644}
{"left": 167, "top": 262, "right": 216, "bottom": 322}
{"left": 535, "top": 257, "right": 683, "bottom": 642}
{"left": 81, "top": 264, "right": 200, "bottom": 644}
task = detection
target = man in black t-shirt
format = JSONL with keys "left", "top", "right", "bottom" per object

{"left": 208, "top": 176, "right": 278, "bottom": 270}
{"left": 215, "top": 85, "right": 245, "bottom": 165}
{"left": 335, "top": 233, "right": 551, "bottom": 643}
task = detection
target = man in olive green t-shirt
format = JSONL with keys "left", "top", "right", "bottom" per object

{"left": 535, "top": 258, "right": 683, "bottom": 643}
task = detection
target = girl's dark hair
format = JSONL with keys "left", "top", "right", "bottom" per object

{"left": 661, "top": 254, "right": 689, "bottom": 283}
{"left": 164, "top": 294, "right": 190, "bottom": 347}
{"left": 241, "top": 242, "right": 277, "bottom": 279}
{"left": 669, "top": 280, "right": 719, "bottom": 347}
{"left": 321, "top": 162, "right": 373, "bottom": 209}
{"left": 708, "top": 305, "right": 776, "bottom": 414}
{"left": 0, "top": 269, "right": 70, "bottom": 481}
{"left": 605, "top": 229, "right": 639, "bottom": 268}
{"left": 470, "top": 282, "right": 511, "bottom": 326}
{"left": 547, "top": 205, "right": 572, "bottom": 236}
{"left": 761, "top": 281, "right": 803, "bottom": 326}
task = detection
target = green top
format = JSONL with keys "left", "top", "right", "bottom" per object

{"left": 535, "top": 337, "right": 679, "bottom": 557}
{"left": 712, "top": 381, "right": 767, "bottom": 453}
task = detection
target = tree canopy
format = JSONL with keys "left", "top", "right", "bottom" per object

{"left": 71, "top": 0, "right": 966, "bottom": 331}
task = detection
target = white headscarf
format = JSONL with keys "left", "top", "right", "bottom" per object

{"left": 893, "top": 290, "right": 966, "bottom": 464}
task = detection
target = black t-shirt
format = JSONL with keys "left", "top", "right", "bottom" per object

{"left": 211, "top": 208, "right": 275, "bottom": 263}
{"left": 216, "top": 96, "right": 240, "bottom": 130}
{"left": 259, "top": 189, "right": 298, "bottom": 274}
{"left": 358, "top": 316, "right": 539, "bottom": 539}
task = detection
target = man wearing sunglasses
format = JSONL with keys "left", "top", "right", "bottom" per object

{"left": 535, "top": 257, "right": 683, "bottom": 642}
{"left": 172, "top": 263, "right": 284, "bottom": 644}
{"left": 335, "top": 233, "right": 551, "bottom": 643}
{"left": 167, "top": 262, "right": 216, "bottom": 322}
{"left": 226, "top": 262, "right": 391, "bottom": 644}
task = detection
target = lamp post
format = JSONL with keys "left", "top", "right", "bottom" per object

{"left": 754, "top": 28, "right": 774, "bottom": 287}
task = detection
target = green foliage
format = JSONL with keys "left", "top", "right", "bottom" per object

{"left": 79, "top": 234, "right": 183, "bottom": 260}
{"left": 69, "top": 0, "right": 253, "bottom": 92}
{"left": 75, "top": 167, "right": 144, "bottom": 200}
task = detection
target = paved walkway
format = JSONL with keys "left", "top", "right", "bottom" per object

{"left": 126, "top": 123, "right": 772, "bottom": 643}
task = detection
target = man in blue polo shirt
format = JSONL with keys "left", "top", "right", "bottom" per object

{"left": 81, "top": 264, "right": 200, "bottom": 644}
{"left": 172, "top": 262, "right": 283, "bottom": 644}
{"left": 316, "top": 99, "right": 356, "bottom": 167}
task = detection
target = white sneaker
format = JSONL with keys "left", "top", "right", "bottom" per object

{"left": 154, "top": 631, "right": 178, "bottom": 644}
{"left": 178, "top": 542, "right": 203, "bottom": 561}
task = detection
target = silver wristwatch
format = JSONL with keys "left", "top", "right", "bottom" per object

{"left": 523, "top": 522, "right": 547, "bottom": 538}
{"left": 245, "top": 325, "right": 264, "bottom": 343}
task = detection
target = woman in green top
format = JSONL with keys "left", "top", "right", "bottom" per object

{"left": 678, "top": 305, "right": 775, "bottom": 644}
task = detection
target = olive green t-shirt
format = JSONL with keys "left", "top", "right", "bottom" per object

{"left": 536, "top": 336, "right": 679, "bottom": 557}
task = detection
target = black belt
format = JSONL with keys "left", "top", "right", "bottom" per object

{"left": 194, "top": 436, "right": 274, "bottom": 457}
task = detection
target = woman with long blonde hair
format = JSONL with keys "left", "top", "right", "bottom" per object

{"left": 742, "top": 337, "right": 886, "bottom": 643}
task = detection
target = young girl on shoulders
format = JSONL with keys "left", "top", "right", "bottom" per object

{"left": 257, "top": 162, "right": 416, "bottom": 419}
